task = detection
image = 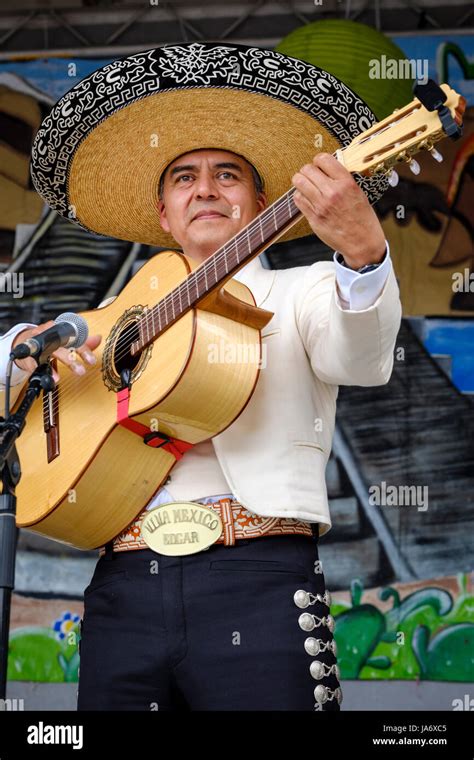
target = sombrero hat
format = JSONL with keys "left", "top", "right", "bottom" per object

{"left": 30, "top": 41, "right": 388, "bottom": 248}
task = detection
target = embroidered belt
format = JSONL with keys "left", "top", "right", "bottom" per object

{"left": 98, "top": 496, "right": 314, "bottom": 556}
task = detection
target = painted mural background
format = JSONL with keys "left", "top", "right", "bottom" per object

{"left": 1, "top": 29, "right": 473, "bottom": 690}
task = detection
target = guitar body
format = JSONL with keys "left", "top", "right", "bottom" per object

{"left": 14, "top": 250, "right": 272, "bottom": 550}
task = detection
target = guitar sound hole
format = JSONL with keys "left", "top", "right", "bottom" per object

{"left": 113, "top": 321, "right": 141, "bottom": 375}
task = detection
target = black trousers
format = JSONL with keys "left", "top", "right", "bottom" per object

{"left": 77, "top": 526, "right": 341, "bottom": 711}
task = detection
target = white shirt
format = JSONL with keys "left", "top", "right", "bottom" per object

{"left": 0, "top": 244, "right": 392, "bottom": 510}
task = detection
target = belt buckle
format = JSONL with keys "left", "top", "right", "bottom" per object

{"left": 140, "top": 501, "right": 223, "bottom": 556}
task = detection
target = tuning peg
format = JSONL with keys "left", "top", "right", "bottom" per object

{"left": 387, "top": 169, "right": 399, "bottom": 187}
{"left": 408, "top": 159, "right": 421, "bottom": 175}
{"left": 429, "top": 147, "right": 443, "bottom": 162}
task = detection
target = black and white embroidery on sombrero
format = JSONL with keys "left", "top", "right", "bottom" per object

{"left": 30, "top": 41, "right": 388, "bottom": 246}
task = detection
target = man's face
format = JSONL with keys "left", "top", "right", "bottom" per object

{"left": 157, "top": 149, "right": 267, "bottom": 262}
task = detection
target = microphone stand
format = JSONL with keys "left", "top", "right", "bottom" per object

{"left": 0, "top": 362, "right": 55, "bottom": 701}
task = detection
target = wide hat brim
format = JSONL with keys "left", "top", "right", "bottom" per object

{"left": 30, "top": 42, "right": 388, "bottom": 248}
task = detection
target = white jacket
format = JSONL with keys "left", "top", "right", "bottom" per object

{"left": 0, "top": 247, "right": 401, "bottom": 536}
{"left": 209, "top": 248, "right": 401, "bottom": 535}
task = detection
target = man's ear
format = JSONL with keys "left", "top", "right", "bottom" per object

{"left": 157, "top": 198, "right": 170, "bottom": 233}
{"left": 257, "top": 191, "right": 268, "bottom": 213}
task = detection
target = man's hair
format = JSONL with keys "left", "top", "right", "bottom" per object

{"left": 158, "top": 156, "right": 264, "bottom": 200}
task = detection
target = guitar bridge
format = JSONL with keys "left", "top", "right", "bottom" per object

{"left": 43, "top": 358, "right": 60, "bottom": 462}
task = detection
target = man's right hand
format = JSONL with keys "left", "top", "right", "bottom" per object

{"left": 12, "top": 322, "right": 102, "bottom": 383}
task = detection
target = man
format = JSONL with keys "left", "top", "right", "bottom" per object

{"left": 0, "top": 42, "right": 402, "bottom": 711}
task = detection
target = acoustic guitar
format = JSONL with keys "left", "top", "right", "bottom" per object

{"left": 3, "top": 82, "right": 465, "bottom": 550}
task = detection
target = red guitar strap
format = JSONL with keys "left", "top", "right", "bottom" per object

{"left": 116, "top": 386, "right": 194, "bottom": 461}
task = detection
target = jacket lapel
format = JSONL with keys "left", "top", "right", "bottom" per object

{"left": 232, "top": 255, "right": 276, "bottom": 307}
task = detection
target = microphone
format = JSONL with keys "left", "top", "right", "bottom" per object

{"left": 10, "top": 312, "right": 89, "bottom": 364}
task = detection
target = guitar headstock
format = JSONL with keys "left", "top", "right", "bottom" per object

{"left": 339, "top": 82, "right": 466, "bottom": 185}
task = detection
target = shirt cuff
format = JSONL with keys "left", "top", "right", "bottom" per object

{"left": 333, "top": 241, "right": 392, "bottom": 310}
{"left": 0, "top": 323, "right": 37, "bottom": 387}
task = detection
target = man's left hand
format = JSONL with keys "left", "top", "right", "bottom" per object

{"left": 292, "top": 153, "right": 386, "bottom": 269}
